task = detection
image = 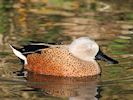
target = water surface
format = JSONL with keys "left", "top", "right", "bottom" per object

{"left": 0, "top": 0, "right": 133, "bottom": 100}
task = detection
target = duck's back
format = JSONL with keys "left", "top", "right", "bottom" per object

{"left": 26, "top": 47, "right": 100, "bottom": 77}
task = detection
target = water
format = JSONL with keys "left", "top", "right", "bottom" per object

{"left": 0, "top": 0, "right": 133, "bottom": 100}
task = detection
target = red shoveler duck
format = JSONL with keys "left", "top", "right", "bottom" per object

{"left": 10, "top": 37, "right": 118, "bottom": 77}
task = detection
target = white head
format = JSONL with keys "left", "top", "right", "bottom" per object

{"left": 69, "top": 37, "right": 99, "bottom": 61}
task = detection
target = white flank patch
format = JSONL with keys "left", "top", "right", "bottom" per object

{"left": 9, "top": 44, "right": 27, "bottom": 65}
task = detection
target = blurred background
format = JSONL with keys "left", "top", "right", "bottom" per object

{"left": 0, "top": 0, "right": 133, "bottom": 100}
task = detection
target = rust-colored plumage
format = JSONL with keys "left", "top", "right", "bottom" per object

{"left": 26, "top": 47, "right": 100, "bottom": 77}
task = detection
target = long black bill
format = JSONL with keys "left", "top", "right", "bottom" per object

{"left": 95, "top": 49, "right": 118, "bottom": 64}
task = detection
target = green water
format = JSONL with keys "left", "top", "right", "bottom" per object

{"left": 0, "top": 0, "right": 133, "bottom": 100}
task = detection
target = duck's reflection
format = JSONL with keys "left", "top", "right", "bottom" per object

{"left": 26, "top": 72, "right": 101, "bottom": 100}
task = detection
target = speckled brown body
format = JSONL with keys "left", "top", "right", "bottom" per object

{"left": 25, "top": 47, "right": 100, "bottom": 77}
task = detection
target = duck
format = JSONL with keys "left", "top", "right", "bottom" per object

{"left": 10, "top": 37, "right": 118, "bottom": 77}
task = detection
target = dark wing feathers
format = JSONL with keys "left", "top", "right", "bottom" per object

{"left": 29, "top": 41, "right": 60, "bottom": 45}
{"left": 12, "top": 41, "right": 57, "bottom": 56}
{"left": 11, "top": 43, "right": 50, "bottom": 65}
{"left": 19, "top": 44, "right": 49, "bottom": 53}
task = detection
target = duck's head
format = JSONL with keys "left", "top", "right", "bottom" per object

{"left": 69, "top": 37, "right": 118, "bottom": 64}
